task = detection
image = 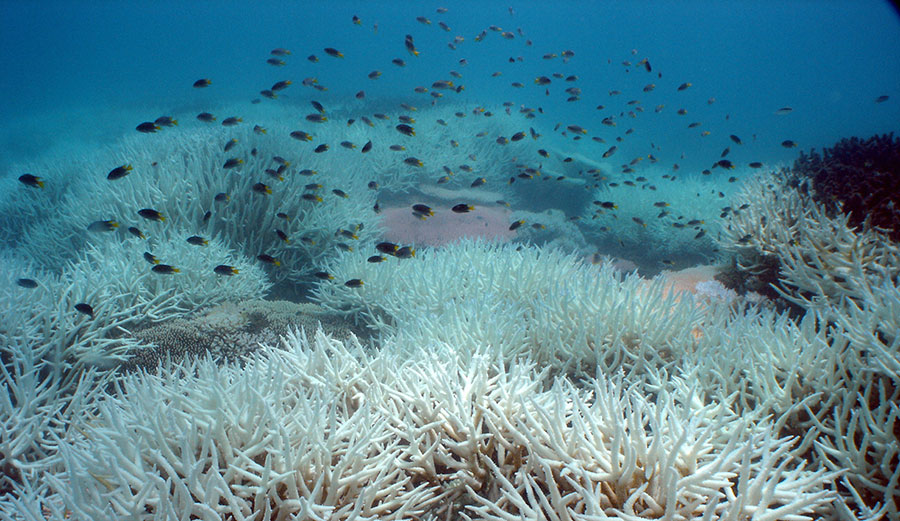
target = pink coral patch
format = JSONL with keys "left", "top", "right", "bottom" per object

{"left": 379, "top": 204, "right": 516, "bottom": 246}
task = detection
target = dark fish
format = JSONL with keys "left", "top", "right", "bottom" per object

{"left": 302, "top": 193, "right": 322, "bottom": 202}
{"left": 602, "top": 146, "right": 617, "bottom": 158}
{"left": 87, "top": 220, "right": 119, "bottom": 232}
{"left": 137, "top": 208, "right": 165, "bottom": 221}
{"left": 197, "top": 112, "right": 216, "bottom": 122}
{"left": 151, "top": 264, "right": 179, "bottom": 274}
{"left": 749, "top": 162, "right": 763, "bottom": 168}
{"left": 306, "top": 114, "right": 327, "bottom": 123}
{"left": 223, "top": 158, "right": 243, "bottom": 169}
{"left": 729, "top": 134, "right": 743, "bottom": 145}
{"left": 875, "top": 95, "right": 889, "bottom": 103}
{"left": 314, "top": 271, "right": 334, "bottom": 280}
{"left": 16, "top": 278, "right": 38, "bottom": 289}
{"left": 452, "top": 203, "right": 473, "bottom": 213}
{"left": 266, "top": 58, "right": 286, "bottom": 66}
{"left": 143, "top": 252, "right": 160, "bottom": 265}
{"left": 136, "top": 122, "right": 160, "bottom": 133}
{"left": 361, "top": 140, "right": 373, "bottom": 153}
{"left": 716, "top": 159, "right": 735, "bottom": 169}
{"left": 193, "top": 78, "right": 211, "bottom": 88}
{"left": 412, "top": 204, "right": 433, "bottom": 216}
{"left": 404, "top": 157, "right": 423, "bottom": 167}
{"left": 18, "top": 174, "right": 44, "bottom": 188}
{"left": 395, "top": 246, "right": 415, "bottom": 259}
{"left": 257, "top": 254, "right": 280, "bottom": 266}
{"left": 509, "top": 220, "right": 524, "bottom": 231}
{"left": 271, "top": 48, "right": 291, "bottom": 56}
{"left": 332, "top": 189, "right": 349, "bottom": 198}
{"left": 314, "top": 144, "right": 329, "bottom": 153}
{"left": 74, "top": 303, "right": 94, "bottom": 317}
{"left": 154, "top": 116, "right": 177, "bottom": 127}
{"left": 324, "top": 47, "right": 343, "bottom": 58}
{"left": 290, "top": 130, "right": 313, "bottom": 141}
{"left": 781, "top": 140, "right": 798, "bottom": 148}
{"left": 396, "top": 124, "right": 415, "bottom": 136}
{"left": 127, "top": 226, "right": 145, "bottom": 239}
{"left": 471, "top": 177, "right": 486, "bottom": 187}
{"left": 186, "top": 236, "right": 208, "bottom": 246}
{"left": 376, "top": 242, "right": 399, "bottom": 254}
{"left": 367, "top": 255, "right": 386, "bottom": 263}
{"left": 272, "top": 80, "right": 292, "bottom": 91}
{"left": 774, "top": 107, "right": 793, "bottom": 115}
{"left": 345, "top": 279, "right": 364, "bottom": 287}
{"left": 677, "top": 82, "right": 692, "bottom": 91}
{"left": 214, "top": 265, "right": 239, "bottom": 275}
{"left": 251, "top": 183, "right": 271, "bottom": 195}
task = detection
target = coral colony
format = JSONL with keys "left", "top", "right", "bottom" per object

{"left": 1, "top": 6, "right": 899, "bottom": 521}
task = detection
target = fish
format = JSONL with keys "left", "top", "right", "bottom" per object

{"left": 314, "top": 271, "right": 334, "bottom": 280}
{"left": 471, "top": 177, "right": 486, "bottom": 187}
{"left": 602, "top": 146, "right": 617, "bottom": 158}
{"left": 509, "top": 220, "right": 524, "bottom": 231}
{"left": 404, "top": 157, "right": 423, "bottom": 167}
{"left": 137, "top": 209, "right": 165, "bottom": 221}
{"left": 151, "top": 264, "right": 179, "bottom": 274}
{"left": 749, "top": 162, "right": 764, "bottom": 168}
{"left": 632, "top": 217, "right": 647, "bottom": 227}
{"left": 452, "top": 203, "right": 474, "bottom": 213}
{"left": 774, "top": 107, "right": 793, "bottom": 115}
{"left": 306, "top": 114, "right": 327, "bottom": 123}
{"left": 223, "top": 138, "right": 238, "bottom": 152}
{"left": 534, "top": 76, "right": 551, "bottom": 85}
{"left": 18, "top": 174, "right": 44, "bottom": 188}
{"left": 257, "top": 254, "right": 280, "bottom": 266}
{"left": 324, "top": 47, "right": 344, "bottom": 58}
{"left": 412, "top": 204, "right": 434, "bottom": 216}
{"left": 302, "top": 193, "right": 323, "bottom": 202}
{"left": 266, "top": 58, "right": 286, "bottom": 66}
{"left": 16, "top": 278, "right": 38, "bottom": 289}
{"left": 314, "top": 144, "right": 329, "bottom": 153}
{"left": 332, "top": 189, "right": 349, "bottom": 198}
{"left": 405, "top": 34, "right": 419, "bottom": 55}
{"left": 74, "top": 303, "right": 94, "bottom": 317}
{"left": 396, "top": 124, "right": 415, "bottom": 136}
{"left": 395, "top": 246, "right": 415, "bottom": 259}
{"left": 197, "top": 112, "right": 216, "bottom": 122}
{"left": 367, "top": 255, "right": 386, "bottom": 263}
{"left": 677, "top": 82, "right": 692, "bottom": 91}
{"left": 271, "top": 48, "right": 291, "bottom": 56}
{"left": 340, "top": 141, "right": 356, "bottom": 150}
{"left": 716, "top": 159, "right": 735, "bottom": 169}
{"left": 376, "top": 242, "right": 399, "bottom": 254}
{"left": 223, "top": 158, "right": 243, "bottom": 169}
{"left": 566, "top": 124, "right": 587, "bottom": 134}
{"left": 127, "top": 226, "right": 145, "bottom": 239}
{"left": 186, "top": 236, "right": 208, "bottom": 246}
{"left": 136, "top": 122, "right": 160, "bottom": 133}
{"left": 143, "top": 252, "right": 160, "bottom": 265}
{"left": 155, "top": 116, "right": 177, "bottom": 127}
{"left": 87, "top": 220, "right": 118, "bottom": 232}
{"left": 193, "top": 78, "right": 211, "bottom": 88}
{"left": 875, "top": 95, "right": 889, "bottom": 103}
{"left": 221, "top": 116, "right": 242, "bottom": 126}
{"left": 290, "top": 130, "right": 314, "bottom": 141}
{"left": 344, "top": 279, "right": 364, "bottom": 288}
{"left": 214, "top": 265, "right": 239, "bottom": 275}
{"left": 730, "top": 134, "right": 743, "bottom": 145}
{"left": 275, "top": 229, "right": 289, "bottom": 243}
{"left": 781, "top": 140, "right": 798, "bottom": 148}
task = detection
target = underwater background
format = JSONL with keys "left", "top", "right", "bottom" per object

{"left": 2, "top": 1, "right": 900, "bottom": 520}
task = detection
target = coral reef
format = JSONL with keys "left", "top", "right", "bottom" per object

{"left": 125, "top": 299, "right": 368, "bottom": 369}
{"left": 791, "top": 132, "right": 900, "bottom": 240}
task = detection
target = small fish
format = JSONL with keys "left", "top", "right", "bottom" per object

{"left": 266, "top": 58, "right": 286, "bottom": 66}
{"left": 197, "top": 112, "right": 216, "bottom": 122}
{"left": 193, "top": 78, "right": 211, "bottom": 88}
{"left": 306, "top": 113, "right": 327, "bottom": 123}
{"left": 332, "top": 189, "right": 349, "bottom": 198}
{"left": 290, "top": 130, "right": 314, "bottom": 141}
{"left": 405, "top": 34, "right": 419, "bottom": 56}
{"left": 214, "top": 265, "right": 239, "bottom": 276}
{"left": 677, "top": 82, "right": 692, "bottom": 91}
{"left": 404, "top": 157, "right": 423, "bottom": 167}
{"left": 87, "top": 220, "right": 118, "bottom": 232}
{"left": 749, "top": 162, "right": 764, "bottom": 168}
{"left": 137, "top": 209, "right": 165, "bottom": 221}
{"left": 151, "top": 264, "right": 179, "bottom": 274}
{"left": 257, "top": 254, "right": 280, "bottom": 266}
{"left": 396, "top": 124, "right": 415, "bottom": 136}
{"left": 875, "top": 95, "right": 889, "bottom": 103}
{"left": 344, "top": 279, "right": 364, "bottom": 288}
{"left": 361, "top": 140, "right": 373, "bottom": 153}
{"left": 314, "top": 144, "right": 329, "bottom": 153}
{"left": 143, "top": 252, "right": 160, "bottom": 265}
{"left": 452, "top": 203, "right": 474, "bottom": 213}
{"left": 154, "top": 116, "right": 177, "bottom": 127}
{"left": 186, "top": 235, "right": 208, "bottom": 246}
{"left": 632, "top": 217, "right": 647, "bottom": 227}
{"left": 136, "top": 122, "right": 160, "bottom": 133}
{"left": 271, "top": 48, "right": 291, "bottom": 56}
{"left": 302, "top": 193, "right": 322, "bottom": 202}
{"left": 774, "top": 107, "right": 793, "bottom": 115}
{"left": 221, "top": 116, "right": 242, "bottom": 126}
{"left": 471, "top": 177, "right": 486, "bottom": 187}
{"left": 509, "top": 220, "right": 525, "bottom": 231}
{"left": 781, "top": 140, "right": 798, "bottom": 148}
{"left": 127, "top": 226, "right": 145, "bottom": 239}
{"left": 340, "top": 141, "right": 356, "bottom": 150}
{"left": 223, "top": 158, "right": 243, "bottom": 169}
{"left": 74, "top": 303, "right": 94, "bottom": 317}
{"left": 223, "top": 138, "right": 238, "bottom": 152}
{"left": 367, "top": 255, "right": 386, "bottom": 263}
{"left": 716, "top": 159, "right": 735, "bottom": 169}
{"left": 18, "top": 174, "right": 44, "bottom": 188}
{"left": 653, "top": 201, "right": 669, "bottom": 208}
{"left": 395, "top": 246, "right": 415, "bottom": 259}
{"left": 376, "top": 242, "right": 399, "bottom": 254}
{"left": 694, "top": 229, "right": 706, "bottom": 239}
{"left": 602, "top": 146, "right": 617, "bottom": 158}
{"left": 368, "top": 70, "right": 382, "bottom": 79}
{"left": 324, "top": 47, "right": 344, "bottom": 58}
{"left": 16, "top": 278, "right": 38, "bottom": 289}
{"left": 730, "top": 134, "right": 743, "bottom": 145}
{"left": 314, "top": 271, "right": 334, "bottom": 280}
{"left": 412, "top": 204, "right": 434, "bottom": 216}
{"left": 275, "top": 229, "right": 289, "bottom": 242}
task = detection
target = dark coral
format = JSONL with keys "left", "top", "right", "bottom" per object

{"left": 792, "top": 132, "right": 900, "bottom": 240}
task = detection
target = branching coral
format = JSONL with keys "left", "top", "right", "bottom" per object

{"left": 21, "top": 330, "right": 835, "bottom": 521}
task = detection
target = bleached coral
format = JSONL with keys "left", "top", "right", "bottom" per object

{"left": 24, "top": 329, "right": 835, "bottom": 521}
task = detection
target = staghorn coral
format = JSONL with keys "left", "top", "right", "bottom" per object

{"left": 20, "top": 329, "right": 835, "bottom": 521}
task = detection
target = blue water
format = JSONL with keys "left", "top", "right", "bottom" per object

{"left": 1, "top": 0, "right": 898, "bottom": 175}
